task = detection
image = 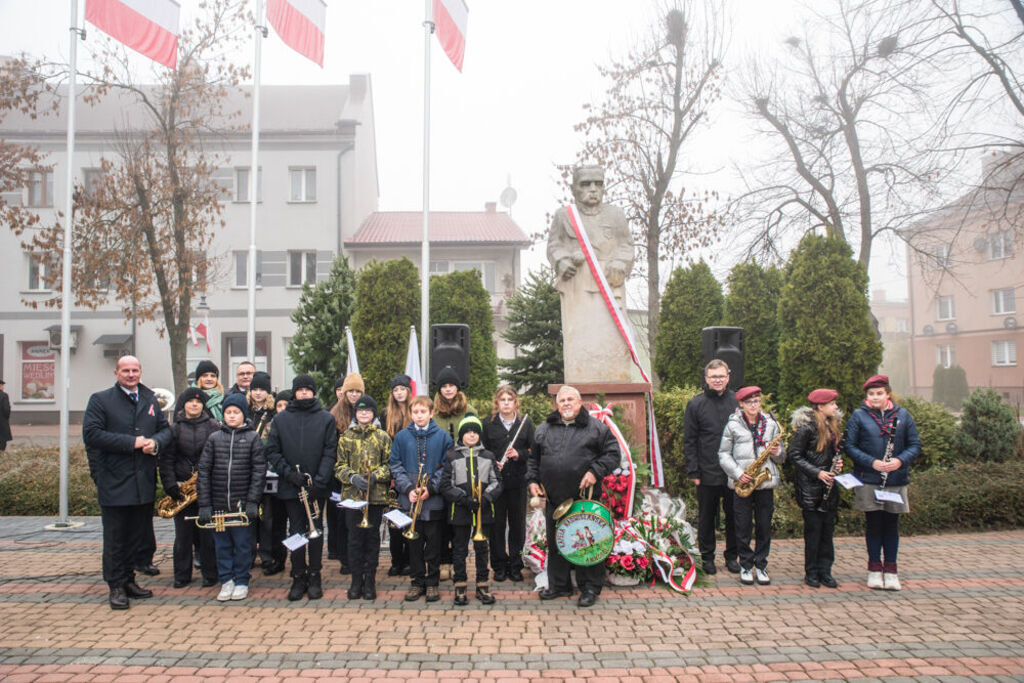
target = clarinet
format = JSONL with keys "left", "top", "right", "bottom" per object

{"left": 879, "top": 417, "right": 899, "bottom": 489}
{"left": 817, "top": 434, "right": 845, "bottom": 512}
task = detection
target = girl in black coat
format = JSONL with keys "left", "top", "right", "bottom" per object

{"left": 788, "top": 389, "right": 843, "bottom": 589}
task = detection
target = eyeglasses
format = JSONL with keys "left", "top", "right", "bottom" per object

{"left": 706, "top": 375, "right": 729, "bottom": 381}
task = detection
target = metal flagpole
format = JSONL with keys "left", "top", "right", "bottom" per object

{"left": 420, "top": 0, "right": 433, "bottom": 378}
{"left": 247, "top": 0, "right": 266, "bottom": 363}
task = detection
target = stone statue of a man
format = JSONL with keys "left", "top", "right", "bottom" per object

{"left": 547, "top": 165, "right": 637, "bottom": 383}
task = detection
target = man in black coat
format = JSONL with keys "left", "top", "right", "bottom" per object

{"left": 526, "top": 385, "right": 619, "bottom": 608}
{"left": 82, "top": 355, "right": 172, "bottom": 610}
{"left": 226, "top": 361, "right": 256, "bottom": 396}
{"left": 0, "top": 379, "right": 11, "bottom": 451}
{"left": 264, "top": 374, "right": 338, "bottom": 601}
{"left": 683, "top": 359, "right": 740, "bottom": 576}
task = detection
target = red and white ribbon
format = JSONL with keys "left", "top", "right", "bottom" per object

{"left": 614, "top": 518, "right": 696, "bottom": 593}
{"left": 565, "top": 205, "right": 664, "bottom": 487}
{"left": 588, "top": 402, "right": 636, "bottom": 515}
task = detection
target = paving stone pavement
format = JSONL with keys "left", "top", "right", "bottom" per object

{"left": 0, "top": 516, "right": 1021, "bottom": 681}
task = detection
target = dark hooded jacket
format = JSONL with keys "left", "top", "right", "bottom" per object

{"left": 197, "top": 420, "right": 267, "bottom": 512}
{"left": 264, "top": 398, "right": 338, "bottom": 500}
{"left": 526, "top": 408, "right": 619, "bottom": 507}
{"left": 482, "top": 413, "right": 534, "bottom": 489}
{"left": 787, "top": 406, "right": 842, "bottom": 511}
{"left": 389, "top": 419, "right": 453, "bottom": 521}
{"left": 441, "top": 444, "right": 502, "bottom": 525}
{"left": 159, "top": 401, "right": 219, "bottom": 490}
{"left": 844, "top": 401, "right": 921, "bottom": 487}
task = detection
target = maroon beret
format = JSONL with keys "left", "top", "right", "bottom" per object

{"left": 807, "top": 388, "right": 838, "bottom": 404}
{"left": 735, "top": 386, "right": 762, "bottom": 402}
{"left": 862, "top": 375, "right": 890, "bottom": 392}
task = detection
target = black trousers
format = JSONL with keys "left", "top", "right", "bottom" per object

{"left": 489, "top": 486, "right": 526, "bottom": 572}
{"left": 101, "top": 503, "right": 151, "bottom": 588}
{"left": 257, "top": 495, "right": 287, "bottom": 568}
{"left": 544, "top": 505, "right": 604, "bottom": 594}
{"left": 452, "top": 523, "right": 490, "bottom": 583}
{"left": 388, "top": 525, "right": 409, "bottom": 569}
{"left": 134, "top": 510, "right": 157, "bottom": 568}
{"left": 326, "top": 494, "right": 347, "bottom": 565}
{"left": 733, "top": 488, "right": 774, "bottom": 570}
{"left": 802, "top": 509, "right": 836, "bottom": 577}
{"left": 172, "top": 501, "right": 217, "bottom": 584}
{"left": 344, "top": 505, "right": 384, "bottom": 576}
{"left": 440, "top": 519, "right": 453, "bottom": 565}
{"left": 408, "top": 519, "right": 442, "bottom": 587}
{"left": 696, "top": 483, "right": 738, "bottom": 564}
{"left": 284, "top": 497, "right": 325, "bottom": 577}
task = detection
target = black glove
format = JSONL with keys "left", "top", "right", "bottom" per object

{"left": 198, "top": 506, "right": 213, "bottom": 525}
{"left": 310, "top": 485, "right": 328, "bottom": 501}
{"left": 351, "top": 474, "right": 369, "bottom": 492}
{"left": 466, "top": 496, "right": 480, "bottom": 511}
{"left": 285, "top": 469, "right": 307, "bottom": 488}
{"left": 245, "top": 502, "right": 259, "bottom": 520}
{"left": 165, "top": 485, "right": 181, "bottom": 501}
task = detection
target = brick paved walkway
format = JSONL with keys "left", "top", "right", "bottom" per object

{"left": 0, "top": 517, "right": 1021, "bottom": 682}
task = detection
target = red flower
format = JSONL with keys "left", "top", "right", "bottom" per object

{"left": 621, "top": 555, "right": 635, "bottom": 570}
{"left": 636, "top": 556, "right": 650, "bottom": 569}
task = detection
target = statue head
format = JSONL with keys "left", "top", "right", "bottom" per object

{"left": 571, "top": 165, "right": 605, "bottom": 209}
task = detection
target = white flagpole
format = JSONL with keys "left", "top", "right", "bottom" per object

{"left": 56, "top": 0, "right": 84, "bottom": 528}
{"left": 420, "top": 0, "right": 433, "bottom": 382}
{"left": 247, "top": 0, "right": 266, "bottom": 363}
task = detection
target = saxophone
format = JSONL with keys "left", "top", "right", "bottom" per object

{"left": 157, "top": 471, "right": 198, "bottom": 518}
{"left": 735, "top": 427, "right": 786, "bottom": 498}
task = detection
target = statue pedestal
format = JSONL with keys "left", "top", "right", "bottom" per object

{"left": 548, "top": 382, "right": 651, "bottom": 460}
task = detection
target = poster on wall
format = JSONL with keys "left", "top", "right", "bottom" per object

{"left": 21, "top": 342, "right": 55, "bottom": 401}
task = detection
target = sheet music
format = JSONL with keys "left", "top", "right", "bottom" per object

{"left": 282, "top": 533, "right": 309, "bottom": 551}
{"left": 339, "top": 498, "right": 368, "bottom": 510}
{"left": 834, "top": 474, "right": 862, "bottom": 489}
{"left": 874, "top": 489, "right": 905, "bottom": 504}
{"left": 383, "top": 509, "right": 413, "bottom": 529}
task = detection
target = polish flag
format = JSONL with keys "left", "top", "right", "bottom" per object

{"left": 404, "top": 327, "right": 427, "bottom": 397}
{"left": 267, "top": 0, "right": 327, "bottom": 67}
{"left": 433, "top": 0, "right": 468, "bottom": 72}
{"left": 85, "top": 0, "right": 180, "bottom": 69}
{"left": 194, "top": 314, "right": 212, "bottom": 353}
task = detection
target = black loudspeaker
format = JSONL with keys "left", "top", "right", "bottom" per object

{"left": 701, "top": 326, "right": 745, "bottom": 391}
{"left": 430, "top": 324, "right": 470, "bottom": 389}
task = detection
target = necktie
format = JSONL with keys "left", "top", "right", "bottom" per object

{"left": 129, "top": 392, "right": 139, "bottom": 404}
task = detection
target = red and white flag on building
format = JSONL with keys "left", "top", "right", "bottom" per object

{"left": 85, "top": 0, "right": 181, "bottom": 69}
{"left": 189, "top": 313, "right": 212, "bottom": 353}
{"left": 267, "top": 0, "right": 327, "bottom": 67}
{"left": 433, "top": 0, "right": 467, "bottom": 72}
{"left": 404, "top": 326, "right": 427, "bottom": 397}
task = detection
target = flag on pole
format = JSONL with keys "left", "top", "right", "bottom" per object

{"left": 345, "top": 326, "right": 359, "bottom": 376}
{"left": 404, "top": 326, "right": 427, "bottom": 396}
{"left": 85, "top": 0, "right": 181, "bottom": 69}
{"left": 194, "top": 313, "right": 212, "bottom": 353}
{"left": 433, "top": 0, "right": 468, "bottom": 71}
{"left": 267, "top": 0, "right": 327, "bottom": 67}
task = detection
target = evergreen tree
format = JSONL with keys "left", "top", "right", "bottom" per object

{"left": 654, "top": 261, "right": 723, "bottom": 389}
{"left": 350, "top": 258, "right": 421, "bottom": 403}
{"left": 499, "top": 267, "right": 563, "bottom": 393}
{"left": 287, "top": 255, "right": 357, "bottom": 404}
{"left": 723, "top": 262, "right": 783, "bottom": 398}
{"left": 430, "top": 270, "right": 499, "bottom": 396}
{"left": 932, "top": 364, "right": 969, "bottom": 411}
{"left": 955, "top": 388, "right": 1022, "bottom": 462}
{"left": 777, "top": 233, "right": 882, "bottom": 416}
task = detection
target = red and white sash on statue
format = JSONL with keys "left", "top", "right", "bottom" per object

{"left": 565, "top": 204, "right": 665, "bottom": 487}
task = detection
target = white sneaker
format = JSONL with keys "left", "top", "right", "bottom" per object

{"left": 230, "top": 583, "right": 249, "bottom": 600}
{"left": 883, "top": 572, "right": 901, "bottom": 591}
{"left": 739, "top": 568, "right": 754, "bottom": 585}
{"left": 755, "top": 567, "right": 771, "bottom": 585}
{"left": 866, "top": 571, "right": 884, "bottom": 589}
{"left": 217, "top": 580, "right": 235, "bottom": 601}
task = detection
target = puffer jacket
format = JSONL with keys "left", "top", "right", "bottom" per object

{"left": 787, "top": 407, "right": 842, "bottom": 511}
{"left": 683, "top": 387, "right": 738, "bottom": 486}
{"left": 482, "top": 413, "right": 534, "bottom": 489}
{"left": 844, "top": 401, "right": 921, "bottom": 487}
{"left": 441, "top": 444, "right": 502, "bottom": 526}
{"left": 390, "top": 419, "right": 453, "bottom": 521}
{"left": 264, "top": 398, "right": 338, "bottom": 500}
{"left": 718, "top": 410, "right": 785, "bottom": 491}
{"left": 335, "top": 423, "right": 393, "bottom": 504}
{"left": 526, "top": 409, "right": 619, "bottom": 507}
{"left": 159, "top": 409, "right": 219, "bottom": 490}
{"left": 197, "top": 421, "right": 267, "bottom": 513}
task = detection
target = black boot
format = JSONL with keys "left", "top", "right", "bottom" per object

{"left": 287, "top": 573, "right": 307, "bottom": 601}
{"left": 307, "top": 571, "right": 323, "bottom": 600}
{"left": 347, "top": 571, "right": 364, "bottom": 600}
{"left": 362, "top": 572, "right": 376, "bottom": 601}
{"left": 475, "top": 584, "right": 495, "bottom": 605}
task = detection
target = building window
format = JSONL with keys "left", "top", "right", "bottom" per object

{"left": 935, "top": 295, "right": 955, "bottom": 321}
{"left": 429, "top": 260, "right": 449, "bottom": 276}
{"left": 225, "top": 334, "right": 270, "bottom": 376}
{"left": 27, "top": 170, "right": 53, "bottom": 207}
{"left": 935, "top": 344, "right": 955, "bottom": 369}
{"left": 989, "top": 231, "right": 1013, "bottom": 260}
{"left": 288, "top": 250, "right": 317, "bottom": 286}
{"left": 992, "top": 340, "right": 1017, "bottom": 366}
{"left": 82, "top": 167, "right": 104, "bottom": 198}
{"left": 992, "top": 288, "right": 1016, "bottom": 315}
{"left": 26, "top": 253, "right": 52, "bottom": 291}
{"left": 429, "top": 260, "right": 496, "bottom": 293}
{"left": 896, "top": 318, "right": 909, "bottom": 333}
{"left": 931, "top": 243, "right": 952, "bottom": 268}
{"left": 20, "top": 341, "right": 56, "bottom": 401}
{"left": 235, "top": 167, "right": 263, "bottom": 202}
{"left": 233, "top": 250, "right": 263, "bottom": 288}
{"left": 289, "top": 167, "right": 316, "bottom": 202}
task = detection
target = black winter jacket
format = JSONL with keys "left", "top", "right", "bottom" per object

{"left": 264, "top": 398, "right": 338, "bottom": 500}
{"left": 197, "top": 421, "right": 267, "bottom": 512}
{"left": 526, "top": 409, "right": 619, "bottom": 507}
{"left": 482, "top": 413, "right": 534, "bottom": 489}
{"left": 787, "top": 408, "right": 841, "bottom": 511}
{"left": 441, "top": 445, "right": 502, "bottom": 525}
{"left": 159, "top": 411, "right": 219, "bottom": 490}
{"left": 83, "top": 382, "right": 172, "bottom": 506}
{"left": 683, "top": 387, "right": 737, "bottom": 486}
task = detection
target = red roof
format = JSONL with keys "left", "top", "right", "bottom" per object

{"left": 346, "top": 210, "right": 530, "bottom": 247}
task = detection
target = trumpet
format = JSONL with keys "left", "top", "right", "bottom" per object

{"left": 470, "top": 450, "right": 487, "bottom": 542}
{"left": 185, "top": 502, "right": 250, "bottom": 531}
{"left": 403, "top": 461, "right": 428, "bottom": 541}
{"left": 157, "top": 471, "right": 198, "bottom": 518}
{"left": 357, "top": 454, "right": 373, "bottom": 529}
{"left": 296, "top": 465, "right": 322, "bottom": 540}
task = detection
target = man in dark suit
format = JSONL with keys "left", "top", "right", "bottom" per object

{"left": 83, "top": 355, "right": 172, "bottom": 609}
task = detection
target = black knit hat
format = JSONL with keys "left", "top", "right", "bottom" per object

{"left": 435, "top": 366, "right": 461, "bottom": 390}
{"left": 222, "top": 392, "right": 250, "bottom": 419}
{"left": 194, "top": 359, "right": 219, "bottom": 379}
{"left": 292, "top": 374, "right": 317, "bottom": 393}
{"left": 334, "top": 376, "right": 346, "bottom": 390}
{"left": 276, "top": 389, "right": 294, "bottom": 404}
{"left": 457, "top": 414, "right": 483, "bottom": 442}
{"left": 353, "top": 394, "right": 378, "bottom": 420}
{"left": 391, "top": 374, "right": 412, "bottom": 389}
{"left": 250, "top": 371, "right": 272, "bottom": 392}
{"left": 176, "top": 387, "right": 206, "bottom": 412}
